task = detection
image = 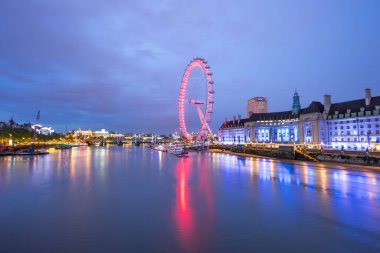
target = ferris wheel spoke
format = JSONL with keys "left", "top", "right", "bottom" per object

{"left": 194, "top": 104, "right": 213, "bottom": 136}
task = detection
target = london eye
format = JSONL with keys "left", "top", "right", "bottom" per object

{"left": 178, "top": 57, "right": 215, "bottom": 141}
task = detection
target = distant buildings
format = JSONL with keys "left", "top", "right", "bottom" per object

{"left": 73, "top": 129, "right": 124, "bottom": 138}
{"left": 31, "top": 124, "right": 55, "bottom": 135}
{"left": 74, "top": 129, "right": 110, "bottom": 138}
{"left": 0, "top": 117, "right": 32, "bottom": 131}
{"left": 94, "top": 129, "right": 110, "bottom": 138}
{"left": 246, "top": 97, "right": 268, "bottom": 117}
{"left": 219, "top": 88, "right": 380, "bottom": 151}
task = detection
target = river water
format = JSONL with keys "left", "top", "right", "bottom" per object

{"left": 0, "top": 146, "right": 379, "bottom": 253}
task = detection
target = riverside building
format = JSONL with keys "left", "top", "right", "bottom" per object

{"left": 246, "top": 97, "right": 268, "bottom": 117}
{"left": 219, "top": 88, "right": 380, "bottom": 151}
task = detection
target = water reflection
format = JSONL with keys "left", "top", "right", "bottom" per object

{"left": 174, "top": 158, "right": 193, "bottom": 251}
{"left": 211, "top": 153, "right": 380, "bottom": 200}
{"left": 0, "top": 148, "right": 379, "bottom": 252}
{"left": 174, "top": 156, "right": 214, "bottom": 253}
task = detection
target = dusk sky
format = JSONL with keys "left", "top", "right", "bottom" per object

{"left": 1, "top": 0, "right": 380, "bottom": 134}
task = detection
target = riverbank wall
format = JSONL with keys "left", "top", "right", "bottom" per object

{"left": 209, "top": 144, "right": 380, "bottom": 166}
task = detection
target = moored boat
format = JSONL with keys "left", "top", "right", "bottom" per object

{"left": 150, "top": 144, "right": 168, "bottom": 152}
{"left": 167, "top": 144, "right": 186, "bottom": 156}
{"left": 55, "top": 144, "right": 72, "bottom": 150}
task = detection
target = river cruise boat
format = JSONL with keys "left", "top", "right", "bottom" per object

{"left": 167, "top": 144, "right": 186, "bottom": 156}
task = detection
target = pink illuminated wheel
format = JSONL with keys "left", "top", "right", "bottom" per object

{"left": 178, "top": 57, "right": 214, "bottom": 141}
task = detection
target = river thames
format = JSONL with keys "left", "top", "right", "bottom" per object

{"left": 0, "top": 146, "right": 379, "bottom": 253}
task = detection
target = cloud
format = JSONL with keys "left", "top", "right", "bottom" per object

{"left": 1, "top": 0, "right": 379, "bottom": 133}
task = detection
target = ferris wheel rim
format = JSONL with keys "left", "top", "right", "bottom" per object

{"left": 178, "top": 57, "right": 214, "bottom": 141}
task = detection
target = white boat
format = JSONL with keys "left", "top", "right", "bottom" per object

{"left": 167, "top": 144, "right": 185, "bottom": 156}
{"left": 151, "top": 144, "right": 167, "bottom": 152}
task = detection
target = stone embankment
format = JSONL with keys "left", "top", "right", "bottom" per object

{"left": 209, "top": 144, "right": 380, "bottom": 166}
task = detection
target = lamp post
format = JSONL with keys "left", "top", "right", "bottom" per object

{"left": 8, "top": 134, "right": 13, "bottom": 146}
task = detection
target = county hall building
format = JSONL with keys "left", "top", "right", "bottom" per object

{"left": 219, "top": 88, "right": 380, "bottom": 151}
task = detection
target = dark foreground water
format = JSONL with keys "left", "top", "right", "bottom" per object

{"left": 0, "top": 146, "right": 379, "bottom": 253}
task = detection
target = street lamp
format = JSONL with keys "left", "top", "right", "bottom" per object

{"left": 8, "top": 134, "right": 13, "bottom": 146}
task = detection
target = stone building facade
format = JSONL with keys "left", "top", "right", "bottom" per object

{"left": 219, "top": 89, "right": 380, "bottom": 151}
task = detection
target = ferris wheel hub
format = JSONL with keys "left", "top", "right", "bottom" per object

{"left": 189, "top": 99, "right": 204, "bottom": 105}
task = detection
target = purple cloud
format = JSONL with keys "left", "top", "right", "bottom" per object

{"left": 1, "top": 0, "right": 380, "bottom": 133}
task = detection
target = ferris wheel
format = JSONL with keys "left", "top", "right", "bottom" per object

{"left": 178, "top": 57, "right": 215, "bottom": 141}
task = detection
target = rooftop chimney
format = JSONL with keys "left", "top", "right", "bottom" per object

{"left": 365, "top": 88, "right": 371, "bottom": 106}
{"left": 237, "top": 115, "right": 241, "bottom": 122}
{"left": 233, "top": 116, "right": 236, "bottom": 122}
{"left": 323, "top": 94, "right": 331, "bottom": 114}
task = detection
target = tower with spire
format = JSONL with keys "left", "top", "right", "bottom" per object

{"left": 292, "top": 90, "right": 301, "bottom": 115}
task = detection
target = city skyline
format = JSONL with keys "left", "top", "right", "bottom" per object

{"left": 1, "top": 1, "right": 380, "bottom": 133}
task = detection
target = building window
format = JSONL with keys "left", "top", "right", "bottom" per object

{"left": 347, "top": 131, "right": 350, "bottom": 135}
{"left": 377, "top": 130, "right": 380, "bottom": 134}
{"left": 368, "top": 124, "right": 371, "bottom": 128}
{"left": 346, "top": 126, "right": 350, "bottom": 129}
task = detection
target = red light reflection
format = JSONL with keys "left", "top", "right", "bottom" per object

{"left": 174, "top": 156, "right": 214, "bottom": 252}
{"left": 175, "top": 158, "right": 193, "bottom": 251}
